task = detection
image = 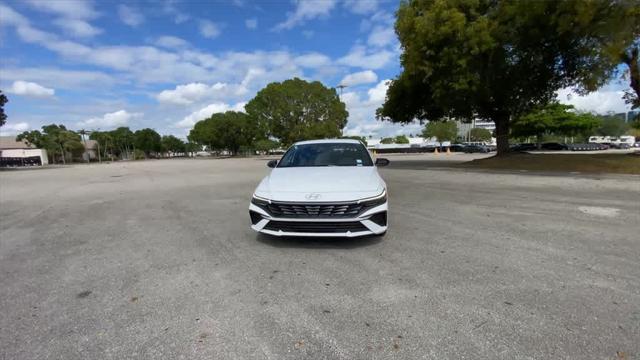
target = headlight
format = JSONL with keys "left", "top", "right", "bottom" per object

{"left": 359, "top": 190, "right": 387, "bottom": 208}
{"left": 251, "top": 194, "right": 271, "bottom": 207}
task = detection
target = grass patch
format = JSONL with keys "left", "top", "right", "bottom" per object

{"left": 462, "top": 152, "right": 640, "bottom": 175}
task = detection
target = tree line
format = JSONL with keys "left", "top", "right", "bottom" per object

{"left": 16, "top": 125, "right": 198, "bottom": 163}
{"left": 9, "top": 78, "right": 349, "bottom": 163}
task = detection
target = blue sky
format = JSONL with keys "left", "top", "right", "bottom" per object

{"left": 0, "top": 0, "right": 633, "bottom": 138}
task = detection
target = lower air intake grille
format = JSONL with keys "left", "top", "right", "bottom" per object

{"left": 263, "top": 221, "right": 368, "bottom": 233}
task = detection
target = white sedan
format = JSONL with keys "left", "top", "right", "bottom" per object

{"left": 249, "top": 139, "right": 389, "bottom": 237}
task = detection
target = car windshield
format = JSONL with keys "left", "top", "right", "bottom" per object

{"left": 278, "top": 142, "right": 373, "bottom": 167}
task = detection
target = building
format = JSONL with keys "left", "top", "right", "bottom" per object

{"left": 0, "top": 136, "right": 48, "bottom": 166}
{"left": 82, "top": 139, "right": 99, "bottom": 161}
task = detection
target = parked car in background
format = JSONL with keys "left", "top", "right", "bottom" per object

{"left": 511, "top": 143, "right": 537, "bottom": 152}
{"left": 541, "top": 142, "right": 568, "bottom": 150}
{"left": 464, "top": 145, "right": 491, "bottom": 153}
{"left": 567, "top": 143, "right": 609, "bottom": 151}
{"left": 611, "top": 143, "right": 631, "bottom": 149}
{"left": 448, "top": 144, "right": 466, "bottom": 152}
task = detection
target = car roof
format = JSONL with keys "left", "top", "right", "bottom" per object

{"left": 293, "top": 139, "right": 362, "bottom": 145}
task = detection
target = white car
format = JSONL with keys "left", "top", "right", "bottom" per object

{"left": 249, "top": 139, "right": 389, "bottom": 237}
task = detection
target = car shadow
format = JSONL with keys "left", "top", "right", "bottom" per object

{"left": 256, "top": 233, "right": 384, "bottom": 249}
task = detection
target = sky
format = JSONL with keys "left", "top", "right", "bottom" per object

{"left": 0, "top": 0, "right": 634, "bottom": 138}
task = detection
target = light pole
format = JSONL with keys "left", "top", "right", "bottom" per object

{"left": 336, "top": 84, "right": 348, "bottom": 136}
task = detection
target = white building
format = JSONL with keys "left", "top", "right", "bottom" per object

{"left": 0, "top": 136, "right": 48, "bottom": 166}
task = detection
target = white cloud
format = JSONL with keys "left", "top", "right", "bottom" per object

{"left": 155, "top": 36, "right": 189, "bottom": 49}
{"left": 24, "top": 0, "right": 98, "bottom": 20}
{"left": 162, "top": 1, "right": 190, "bottom": 24}
{"left": 79, "top": 110, "right": 143, "bottom": 129}
{"left": 366, "top": 79, "right": 389, "bottom": 102}
{"left": 294, "top": 53, "right": 331, "bottom": 68}
{"left": 274, "top": 0, "right": 337, "bottom": 31}
{"left": 368, "top": 26, "right": 395, "bottom": 47}
{"left": 343, "top": 0, "right": 379, "bottom": 15}
{"left": 7, "top": 81, "right": 55, "bottom": 98}
{"left": 176, "top": 102, "right": 246, "bottom": 128}
{"left": 557, "top": 87, "right": 630, "bottom": 114}
{"left": 338, "top": 45, "right": 394, "bottom": 69}
{"left": 0, "top": 122, "right": 31, "bottom": 136}
{"left": 53, "top": 19, "right": 102, "bottom": 38}
{"left": 0, "top": 67, "right": 118, "bottom": 89}
{"left": 118, "top": 5, "right": 144, "bottom": 27}
{"left": 340, "top": 79, "right": 421, "bottom": 137}
{"left": 340, "top": 70, "right": 378, "bottom": 87}
{"left": 0, "top": 4, "right": 29, "bottom": 26}
{"left": 157, "top": 82, "right": 245, "bottom": 105}
{"left": 245, "top": 18, "right": 258, "bottom": 30}
{"left": 199, "top": 20, "right": 221, "bottom": 39}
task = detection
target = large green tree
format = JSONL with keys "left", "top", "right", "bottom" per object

{"left": 422, "top": 121, "right": 458, "bottom": 144}
{"left": 621, "top": 42, "right": 639, "bottom": 109}
{"left": 188, "top": 111, "right": 258, "bottom": 155}
{"left": 596, "top": 116, "right": 630, "bottom": 137}
{"left": 469, "top": 128, "right": 492, "bottom": 142}
{"left": 511, "top": 103, "right": 601, "bottom": 147}
{"left": 377, "top": 0, "right": 640, "bottom": 155}
{"left": 161, "top": 135, "right": 186, "bottom": 156}
{"left": 91, "top": 127, "right": 136, "bottom": 160}
{"left": 245, "top": 78, "right": 348, "bottom": 146}
{"left": 134, "top": 128, "right": 162, "bottom": 157}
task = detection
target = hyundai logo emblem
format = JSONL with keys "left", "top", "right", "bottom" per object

{"left": 305, "top": 193, "right": 321, "bottom": 200}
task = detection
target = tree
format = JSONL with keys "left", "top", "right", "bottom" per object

{"left": 134, "top": 128, "right": 162, "bottom": 158}
{"left": 89, "top": 131, "right": 114, "bottom": 160}
{"left": 422, "top": 121, "right": 458, "bottom": 144}
{"left": 0, "top": 90, "right": 7, "bottom": 127}
{"left": 245, "top": 78, "right": 348, "bottom": 146}
{"left": 469, "top": 128, "right": 492, "bottom": 142}
{"left": 341, "top": 135, "right": 368, "bottom": 146}
{"left": 161, "top": 135, "right": 185, "bottom": 156}
{"left": 377, "top": 0, "right": 640, "bottom": 155}
{"left": 596, "top": 116, "right": 630, "bottom": 137}
{"left": 18, "top": 124, "right": 83, "bottom": 164}
{"left": 394, "top": 135, "right": 409, "bottom": 144}
{"left": 188, "top": 111, "right": 258, "bottom": 155}
{"left": 621, "top": 43, "right": 639, "bottom": 109}
{"left": 380, "top": 137, "right": 395, "bottom": 144}
{"left": 511, "top": 103, "right": 601, "bottom": 147}
{"left": 254, "top": 139, "right": 281, "bottom": 154}
{"left": 185, "top": 142, "right": 200, "bottom": 157}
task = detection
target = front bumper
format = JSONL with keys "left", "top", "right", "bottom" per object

{"left": 248, "top": 201, "right": 388, "bottom": 237}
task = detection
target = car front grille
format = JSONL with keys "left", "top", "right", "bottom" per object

{"left": 263, "top": 220, "right": 369, "bottom": 233}
{"left": 265, "top": 202, "right": 364, "bottom": 218}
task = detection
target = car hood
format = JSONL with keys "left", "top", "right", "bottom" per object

{"left": 255, "top": 166, "right": 385, "bottom": 202}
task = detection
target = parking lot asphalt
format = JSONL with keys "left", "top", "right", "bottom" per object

{"left": 1, "top": 155, "right": 639, "bottom": 360}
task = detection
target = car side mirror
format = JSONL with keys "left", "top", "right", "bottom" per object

{"left": 267, "top": 159, "right": 278, "bottom": 168}
{"left": 375, "top": 158, "right": 390, "bottom": 167}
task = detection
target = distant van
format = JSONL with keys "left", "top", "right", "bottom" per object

{"left": 589, "top": 135, "right": 635, "bottom": 147}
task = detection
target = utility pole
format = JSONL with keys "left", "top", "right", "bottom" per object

{"left": 336, "top": 84, "right": 348, "bottom": 136}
